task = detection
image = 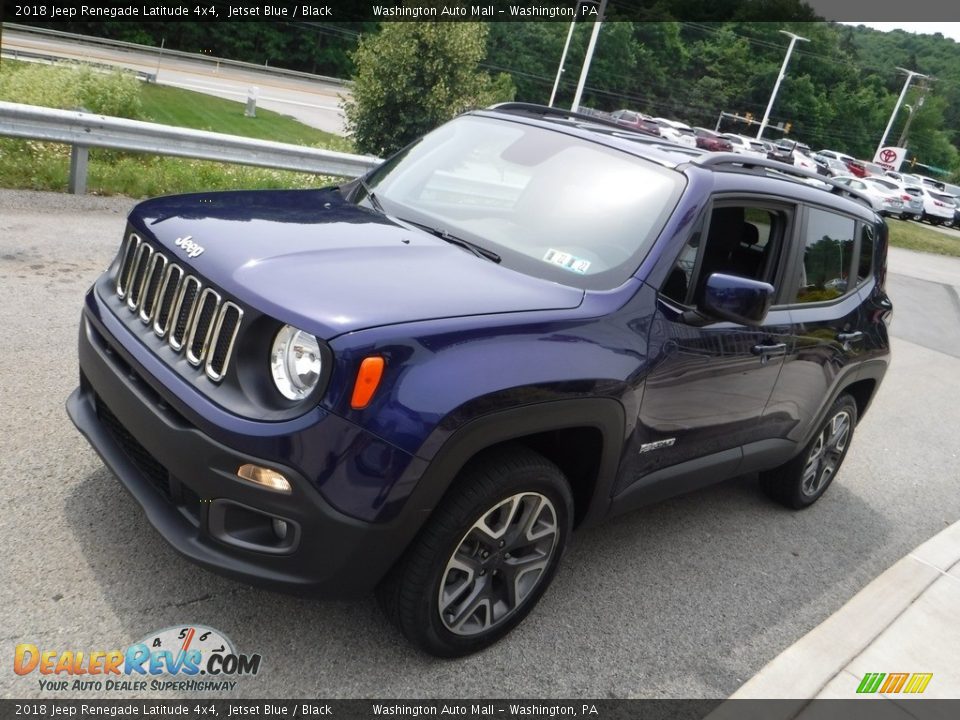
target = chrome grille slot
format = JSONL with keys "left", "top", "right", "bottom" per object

{"left": 138, "top": 253, "right": 168, "bottom": 324}
{"left": 169, "top": 276, "right": 201, "bottom": 351}
{"left": 153, "top": 264, "right": 184, "bottom": 338}
{"left": 111, "top": 235, "right": 242, "bottom": 383}
{"left": 206, "top": 303, "right": 243, "bottom": 381}
{"left": 115, "top": 233, "right": 141, "bottom": 299}
{"left": 186, "top": 288, "right": 221, "bottom": 366}
{"left": 126, "top": 243, "right": 154, "bottom": 311}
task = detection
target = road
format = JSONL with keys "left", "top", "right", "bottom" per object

{"left": 0, "top": 28, "right": 349, "bottom": 135}
{"left": 1, "top": 189, "right": 959, "bottom": 700}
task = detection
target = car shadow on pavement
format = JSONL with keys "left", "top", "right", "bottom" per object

{"left": 64, "top": 463, "right": 894, "bottom": 697}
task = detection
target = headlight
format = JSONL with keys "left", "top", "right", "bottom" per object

{"left": 270, "top": 325, "right": 322, "bottom": 400}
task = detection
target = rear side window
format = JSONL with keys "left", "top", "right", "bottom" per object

{"left": 793, "top": 208, "right": 856, "bottom": 304}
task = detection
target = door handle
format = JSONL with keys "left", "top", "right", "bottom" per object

{"left": 751, "top": 342, "right": 787, "bottom": 356}
{"left": 836, "top": 331, "right": 864, "bottom": 343}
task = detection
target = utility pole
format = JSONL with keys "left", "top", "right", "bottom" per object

{"left": 571, "top": 0, "right": 608, "bottom": 113}
{"left": 549, "top": 20, "right": 577, "bottom": 107}
{"left": 757, "top": 30, "right": 808, "bottom": 140}
{"left": 897, "top": 78, "right": 932, "bottom": 148}
{"left": 876, "top": 68, "right": 927, "bottom": 156}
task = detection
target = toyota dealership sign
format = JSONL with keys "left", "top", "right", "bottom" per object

{"left": 874, "top": 146, "right": 907, "bottom": 172}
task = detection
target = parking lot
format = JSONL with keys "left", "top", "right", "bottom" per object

{"left": 2, "top": 188, "right": 959, "bottom": 699}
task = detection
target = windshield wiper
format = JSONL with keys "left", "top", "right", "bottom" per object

{"left": 399, "top": 218, "right": 501, "bottom": 263}
{"left": 355, "top": 177, "right": 385, "bottom": 214}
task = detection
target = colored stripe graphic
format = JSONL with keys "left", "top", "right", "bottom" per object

{"left": 857, "top": 673, "right": 885, "bottom": 693}
{"left": 857, "top": 672, "right": 933, "bottom": 694}
{"left": 904, "top": 673, "right": 933, "bottom": 694}
{"left": 880, "top": 673, "right": 909, "bottom": 693}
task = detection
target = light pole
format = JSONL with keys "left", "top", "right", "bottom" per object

{"left": 549, "top": 20, "right": 577, "bottom": 107}
{"left": 877, "top": 68, "right": 927, "bottom": 156}
{"left": 756, "top": 30, "right": 809, "bottom": 140}
{"left": 571, "top": 0, "right": 608, "bottom": 113}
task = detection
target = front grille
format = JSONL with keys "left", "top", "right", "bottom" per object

{"left": 115, "top": 233, "right": 243, "bottom": 382}
{"left": 96, "top": 396, "right": 171, "bottom": 500}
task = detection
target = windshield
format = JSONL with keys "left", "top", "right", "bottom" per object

{"left": 357, "top": 115, "right": 685, "bottom": 290}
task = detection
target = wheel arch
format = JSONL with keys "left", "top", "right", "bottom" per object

{"left": 406, "top": 398, "right": 626, "bottom": 533}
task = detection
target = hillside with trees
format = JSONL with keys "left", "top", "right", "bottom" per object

{"left": 32, "top": 14, "right": 960, "bottom": 176}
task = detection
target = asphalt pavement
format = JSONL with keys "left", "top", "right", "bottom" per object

{"left": 1, "top": 189, "right": 959, "bottom": 700}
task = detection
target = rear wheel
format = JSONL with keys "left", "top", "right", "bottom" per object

{"left": 377, "top": 445, "right": 573, "bottom": 657}
{"left": 760, "top": 394, "right": 858, "bottom": 509}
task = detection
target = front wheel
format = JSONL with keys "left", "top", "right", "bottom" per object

{"left": 760, "top": 394, "right": 858, "bottom": 509}
{"left": 377, "top": 445, "right": 573, "bottom": 657}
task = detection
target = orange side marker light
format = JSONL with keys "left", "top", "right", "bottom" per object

{"left": 351, "top": 356, "right": 385, "bottom": 409}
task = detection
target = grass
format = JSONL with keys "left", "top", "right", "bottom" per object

{"left": 138, "top": 83, "right": 351, "bottom": 151}
{"left": 886, "top": 218, "right": 960, "bottom": 258}
{"left": 0, "top": 61, "right": 351, "bottom": 197}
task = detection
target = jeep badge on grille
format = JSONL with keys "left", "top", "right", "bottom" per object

{"left": 174, "top": 235, "right": 205, "bottom": 259}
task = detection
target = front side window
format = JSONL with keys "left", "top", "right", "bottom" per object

{"left": 793, "top": 208, "right": 856, "bottom": 304}
{"left": 359, "top": 115, "right": 685, "bottom": 290}
{"left": 661, "top": 202, "right": 788, "bottom": 306}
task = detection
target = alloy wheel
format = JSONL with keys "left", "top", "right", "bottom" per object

{"left": 438, "top": 492, "right": 559, "bottom": 636}
{"left": 800, "top": 409, "right": 852, "bottom": 497}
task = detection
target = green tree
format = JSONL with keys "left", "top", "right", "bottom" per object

{"left": 343, "top": 23, "right": 515, "bottom": 156}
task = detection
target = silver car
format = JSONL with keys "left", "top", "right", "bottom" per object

{"left": 833, "top": 175, "right": 905, "bottom": 217}
{"left": 866, "top": 176, "right": 924, "bottom": 220}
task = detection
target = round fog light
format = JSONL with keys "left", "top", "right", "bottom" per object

{"left": 271, "top": 519, "right": 288, "bottom": 540}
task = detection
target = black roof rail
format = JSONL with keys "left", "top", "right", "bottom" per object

{"left": 691, "top": 152, "right": 874, "bottom": 207}
{"left": 488, "top": 102, "right": 643, "bottom": 134}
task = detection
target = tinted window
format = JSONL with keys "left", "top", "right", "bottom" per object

{"left": 794, "top": 208, "right": 856, "bottom": 304}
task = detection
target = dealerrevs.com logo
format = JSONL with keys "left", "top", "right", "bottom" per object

{"left": 14, "top": 625, "right": 261, "bottom": 693}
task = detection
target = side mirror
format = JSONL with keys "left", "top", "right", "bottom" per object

{"left": 700, "top": 273, "right": 774, "bottom": 326}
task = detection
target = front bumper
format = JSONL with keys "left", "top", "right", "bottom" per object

{"left": 67, "top": 307, "right": 423, "bottom": 597}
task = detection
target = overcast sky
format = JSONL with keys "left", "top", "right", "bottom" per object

{"left": 838, "top": 22, "right": 960, "bottom": 42}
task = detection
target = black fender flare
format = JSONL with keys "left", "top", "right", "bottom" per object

{"left": 395, "top": 397, "right": 627, "bottom": 539}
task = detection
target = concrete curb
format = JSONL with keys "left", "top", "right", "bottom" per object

{"left": 704, "top": 520, "right": 960, "bottom": 716}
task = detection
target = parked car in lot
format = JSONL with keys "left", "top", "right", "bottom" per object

{"left": 693, "top": 127, "right": 734, "bottom": 152}
{"left": 845, "top": 160, "right": 868, "bottom": 178}
{"left": 610, "top": 109, "right": 661, "bottom": 137}
{"left": 864, "top": 176, "right": 924, "bottom": 220}
{"left": 721, "top": 134, "right": 766, "bottom": 158}
{"left": 768, "top": 140, "right": 819, "bottom": 173}
{"left": 832, "top": 175, "right": 906, "bottom": 216}
{"left": 67, "top": 103, "right": 892, "bottom": 657}
{"left": 919, "top": 187, "right": 958, "bottom": 225}
{"left": 818, "top": 149, "right": 856, "bottom": 165}
{"left": 654, "top": 117, "right": 698, "bottom": 147}
{"left": 814, "top": 155, "right": 853, "bottom": 178}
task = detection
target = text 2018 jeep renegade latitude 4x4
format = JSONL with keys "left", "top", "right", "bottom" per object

{"left": 68, "top": 104, "right": 891, "bottom": 657}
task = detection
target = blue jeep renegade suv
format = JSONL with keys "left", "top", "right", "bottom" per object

{"left": 68, "top": 103, "right": 891, "bottom": 657}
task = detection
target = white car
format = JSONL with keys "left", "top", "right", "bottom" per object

{"left": 833, "top": 176, "right": 906, "bottom": 216}
{"left": 721, "top": 134, "right": 767, "bottom": 158}
{"left": 654, "top": 118, "right": 697, "bottom": 147}
{"left": 919, "top": 187, "right": 957, "bottom": 225}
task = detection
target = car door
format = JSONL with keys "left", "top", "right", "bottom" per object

{"left": 761, "top": 204, "right": 867, "bottom": 446}
{"left": 614, "top": 198, "right": 795, "bottom": 504}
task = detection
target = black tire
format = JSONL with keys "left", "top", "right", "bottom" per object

{"left": 760, "top": 394, "right": 858, "bottom": 509}
{"left": 376, "top": 445, "right": 573, "bottom": 657}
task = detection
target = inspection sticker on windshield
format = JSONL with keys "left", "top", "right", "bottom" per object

{"left": 543, "top": 249, "right": 591, "bottom": 274}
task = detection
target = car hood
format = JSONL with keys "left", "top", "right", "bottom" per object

{"left": 128, "top": 188, "right": 584, "bottom": 339}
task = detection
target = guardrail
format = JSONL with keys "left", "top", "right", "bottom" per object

{"left": 3, "top": 23, "right": 351, "bottom": 88}
{"left": 0, "top": 101, "right": 380, "bottom": 194}
{"left": 1, "top": 45, "right": 158, "bottom": 82}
